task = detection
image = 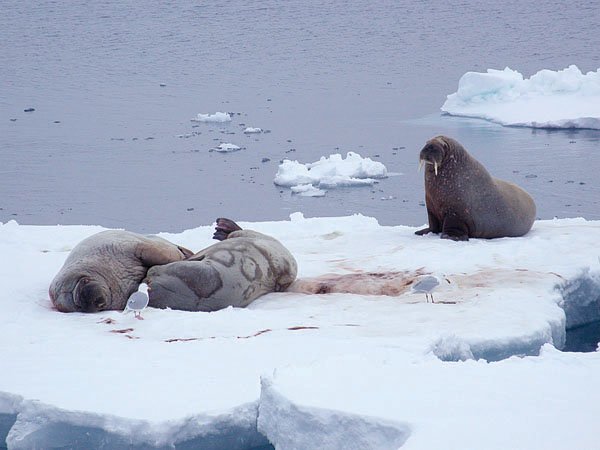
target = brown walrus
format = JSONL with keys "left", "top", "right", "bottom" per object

{"left": 49, "top": 231, "right": 193, "bottom": 313}
{"left": 145, "top": 218, "right": 298, "bottom": 312}
{"left": 415, "top": 135, "right": 536, "bottom": 241}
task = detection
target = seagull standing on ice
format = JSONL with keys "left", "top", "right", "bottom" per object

{"left": 124, "top": 283, "right": 149, "bottom": 319}
{"left": 411, "top": 275, "right": 440, "bottom": 303}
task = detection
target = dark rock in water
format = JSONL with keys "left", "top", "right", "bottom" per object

{"left": 261, "top": 158, "right": 271, "bottom": 163}
{"left": 186, "top": 207, "right": 194, "bottom": 211}
{"left": 525, "top": 174, "right": 537, "bottom": 178}
{"left": 145, "top": 137, "right": 155, "bottom": 140}
{"left": 159, "top": 83, "right": 167, "bottom": 87}
{"left": 24, "top": 108, "right": 35, "bottom": 112}
{"left": 53, "top": 120, "right": 61, "bottom": 123}
{"left": 10, "top": 118, "right": 17, "bottom": 122}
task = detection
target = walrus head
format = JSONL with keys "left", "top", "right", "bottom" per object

{"left": 50, "top": 274, "right": 112, "bottom": 313}
{"left": 418, "top": 136, "right": 451, "bottom": 176}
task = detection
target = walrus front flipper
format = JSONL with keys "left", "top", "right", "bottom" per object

{"left": 440, "top": 213, "right": 469, "bottom": 241}
{"left": 213, "top": 218, "right": 243, "bottom": 241}
{"left": 177, "top": 246, "right": 195, "bottom": 258}
{"left": 415, "top": 227, "right": 431, "bottom": 236}
{"left": 415, "top": 209, "right": 441, "bottom": 236}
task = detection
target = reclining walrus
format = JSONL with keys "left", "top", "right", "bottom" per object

{"left": 145, "top": 218, "right": 298, "bottom": 312}
{"left": 49, "top": 231, "right": 193, "bottom": 313}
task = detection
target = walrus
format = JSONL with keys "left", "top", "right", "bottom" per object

{"left": 145, "top": 218, "right": 298, "bottom": 312}
{"left": 415, "top": 136, "right": 536, "bottom": 241}
{"left": 49, "top": 231, "right": 193, "bottom": 313}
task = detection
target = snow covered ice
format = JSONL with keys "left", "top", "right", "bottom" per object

{"left": 442, "top": 65, "right": 600, "bottom": 129}
{"left": 274, "top": 152, "right": 388, "bottom": 194}
{"left": 1, "top": 214, "right": 600, "bottom": 449}
{"left": 214, "top": 143, "right": 242, "bottom": 153}
{"left": 243, "top": 127, "right": 263, "bottom": 134}
{"left": 190, "top": 112, "right": 232, "bottom": 123}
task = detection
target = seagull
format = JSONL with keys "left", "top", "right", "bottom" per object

{"left": 411, "top": 275, "right": 440, "bottom": 303}
{"left": 124, "top": 283, "right": 149, "bottom": 319}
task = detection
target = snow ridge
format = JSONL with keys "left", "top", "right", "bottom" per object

{"left": 257, "top": 377, "right": 410, "bottom": 450}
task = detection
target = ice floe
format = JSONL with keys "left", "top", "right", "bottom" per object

{"left": 442, "top": 65, "right": 600, "bottom": 129}
{"left": 214, "top": 143, "right": 241, "bottom": 153}
{"left": 243, "top": 127, "right": 263, "bottom": 134}
{"left": 1, "top": 214, "right": 599, "bottom": 448}
{"left": 191, "top": 112, "right": 232, "bottom": 123}
{"left": 274, "top": 152, "right": 387, "bottom": 194}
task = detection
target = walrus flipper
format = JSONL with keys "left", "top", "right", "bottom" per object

{"left": 440, "top": 212, "right": 469, "bottom": 241}
{"left": 213, "top": 218, "right": 243, "bottom": 241}
{"left": 415, "top": 209, "right": 442, "bottom": 236}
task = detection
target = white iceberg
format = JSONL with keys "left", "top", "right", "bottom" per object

{"left": 442, "top": 65, "right": 600, "bottom": 129}
{"left": 215, "top": 143, "right": 241, "bottom": 153}
{"left": 1, "top": 215, "right": 600, "bottom": 448}
{"left": 290, "top": 184, "right": 326, "bottom": 197}
{"left": 243, "top": 127, "right": 263, "bottom": 134}
{"left": 191, "top": 112, "right": 232, "bottom": 123}
{"left": 274, "top": 152, "right": 387, "bottom": 194}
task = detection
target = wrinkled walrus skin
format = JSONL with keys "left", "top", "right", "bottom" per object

{"left": 49, "top": 230, "right": 192, "bottom": 313}
{"left": 416, "top": 135, "right": 536, "bottom": 241}
{"left": 145, "top": 219, "right": 298, "bottom": 312}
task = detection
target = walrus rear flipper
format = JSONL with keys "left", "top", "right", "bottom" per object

{"left": 213, "top": 218, "right": 243, "bottom": 241}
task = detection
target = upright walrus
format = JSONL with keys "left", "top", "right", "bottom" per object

{"left": 416, "top": 136, "right": 536, "bottom": 241}
{"left": 145, "top": 218, "right": 298, "bottom": 312}
{"left": 50, "top": 231, "right": 193, "bottom": 312}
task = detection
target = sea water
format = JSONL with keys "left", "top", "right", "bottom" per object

{"left": 1, "top": 0, "right": 599, "bottom": 233}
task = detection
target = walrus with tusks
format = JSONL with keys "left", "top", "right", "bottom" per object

{"left": 49, "top": 231, "right": 193, "bottom": 313}
{"left": 145, "top": 218, "right": 298, "bottom": 312}
{"left": 415, "top": 136, "right": 536, "bottom": 241}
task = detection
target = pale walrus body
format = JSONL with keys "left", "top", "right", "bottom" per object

{"left": 145, "top": 218, "right": 298, "bottom": 312}
{"left": 49, "top": 231, "right": 193, "bottom": 312}
{"left": 416, "top": 136, "right": 536, "bottom": 241}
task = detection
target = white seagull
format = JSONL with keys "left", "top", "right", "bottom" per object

{"left": 124, "top": 283, "right": 149, "bottom": 319}
{"left": 411, "top": 275, "right": 440, "bottom": 303}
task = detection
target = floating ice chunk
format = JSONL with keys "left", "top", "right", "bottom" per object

{"left": 274, "top": 152, "right": 387, "bottom": 194}
{"left": 442, "top": 65, "right": 600, "bottom": 129}
{"left": 243, "top": 127, "right": 263, "bottom": 134}
{"left": 215, "top": 143, "right": 241, "bottom": 153}
{"left": 191, "top": 112, "right": 232, "bottom": 123}
{"left": 290, "top": 184, "right": 326, "bottom": 197}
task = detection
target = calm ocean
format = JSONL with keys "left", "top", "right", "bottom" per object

{"left": 2, "top": 0, "right": 599, "bottom": 233}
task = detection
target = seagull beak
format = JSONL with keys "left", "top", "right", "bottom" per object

{"left": 418, "top": 159, "right": 424, "bottom": 172}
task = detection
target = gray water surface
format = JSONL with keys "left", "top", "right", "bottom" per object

{"left": 2, "top": 0, "right": 599, "bottom": 233}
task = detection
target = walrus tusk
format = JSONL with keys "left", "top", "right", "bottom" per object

{"left": 418, "top": 160, "right": 424, "bottom": 172}
{"left": 434, "top": 161, "right": 438, "bottom": 176}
